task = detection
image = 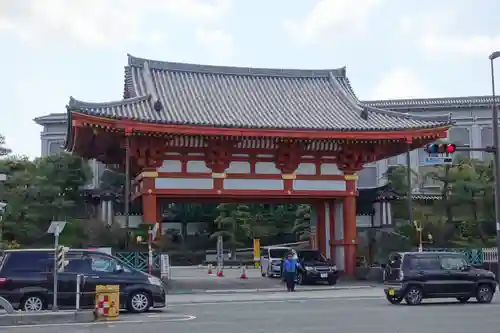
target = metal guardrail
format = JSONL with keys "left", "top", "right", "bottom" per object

{"left": 421, "top": 248, "right": 484, "bottom": 265}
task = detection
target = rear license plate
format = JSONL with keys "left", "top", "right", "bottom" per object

{"left": 388, "top": 288, "right": 395, "bottom": 296}
{"left": 320, "top": 273, "right": 327, "bottom": 278}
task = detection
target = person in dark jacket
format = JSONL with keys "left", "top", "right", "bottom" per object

{"left": 282, "top": 251, "right": 300, "bottom": 292}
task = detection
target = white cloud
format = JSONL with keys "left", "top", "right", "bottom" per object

{"left": 0, "top": 0, "right": 232, "bottom": 48}
{"left": 283, "top": 0, "right": 382, "bottom": 44}
{"left": 400, "top": 10, "right": 500, "bottom": 58}
{"left": 420, "top": 34, "right": 500, "bottom": 58}
{"left": 195, "top": 28, "right": 234, "bottom": 59}
{"left": 370, "top": 68, "right": 428, "bottom": 100}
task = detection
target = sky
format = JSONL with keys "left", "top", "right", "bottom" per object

{"left": 0, "top": 0, "right": 499, "bottom": 158}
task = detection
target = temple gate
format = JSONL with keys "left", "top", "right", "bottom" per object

{"left": 64, "top": 55, "right": 451, "bottom": 275}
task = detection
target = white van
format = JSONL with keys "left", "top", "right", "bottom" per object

{"left": 260, "top": 246, "right": 291, "bottom": 278}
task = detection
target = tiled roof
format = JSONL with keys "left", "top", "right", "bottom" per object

{"left": 364, "top": 96, "right": 500, "bottom": 110}
{"left": 67, "top": 55, "right": 451, "bottom": 131}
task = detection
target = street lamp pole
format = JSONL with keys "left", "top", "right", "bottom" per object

{"left": 0, "top": 173, "right": 6, "bottom": 250}
{"left": 488, "top": 51, "right": 500, "bottom": 282}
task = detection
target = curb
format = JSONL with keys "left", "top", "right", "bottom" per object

{"left": 0, "top": 311, "right": 95, "bottom": 326}
{"left": 167, "top": 285, "right": 377, "bottom": 295}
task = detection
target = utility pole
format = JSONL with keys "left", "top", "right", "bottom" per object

{"left": 405, "top": 145, "right": 413, "bottom": 228}
{"left": 489, "top": 51, "right": 500, "bottom": 283}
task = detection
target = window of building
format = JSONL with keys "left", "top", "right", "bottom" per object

{"left": 48, "top": 140, "right": 65, "bottom": 155}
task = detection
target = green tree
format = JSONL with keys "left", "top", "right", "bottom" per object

{"left": 449, "top": 159, "right": 495, "bottom": 247}
{"left": 0, "top": 134, "right": 11, "bottom": 156}
{"left": 212, "top": 203, "right": 252, "bottom": 258}
{"left": 293, "top": 204, "right": 311, "bottom": 241}
{"left": 0, "top": 153, "right": 92, "bottom": 246}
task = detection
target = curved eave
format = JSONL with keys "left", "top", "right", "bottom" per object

{"left": 68, "top": 111, "right": 450, "bottom": 141}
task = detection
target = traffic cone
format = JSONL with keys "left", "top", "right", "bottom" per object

{"left": 217, "top": 268, "right": 224, "bottom": 277}
{"left": 208, "top": 264, "right": 213, "bottom": 275}
{"left": 240, "top": 265, "right": 247, "bottom": 279}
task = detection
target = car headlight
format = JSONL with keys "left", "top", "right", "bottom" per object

{"left": 329, "top": 265, "right": 337, "bottom": 272}
{"left": 305, "top": 266, "right": 314, "bottom": 271}
{"left": 148, "top": 276, "right": 163, "bottom": 286}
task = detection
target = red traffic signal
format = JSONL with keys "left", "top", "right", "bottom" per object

{"left": 424, "top": 143, "right": 456, "bottom": 154}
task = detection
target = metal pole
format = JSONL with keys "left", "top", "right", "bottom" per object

{"left": 0, "top": 215, "right": 3, "bottom": 251}
{"left": 148, "top": 227, "right": 153, "bottom": 275}
{"left": 76, "top": 274, "right": 81, "bottom": 311}
{"left": 418, "top": 226, "right": 423, "bottom": 252}
{"left": 53, "top": 232, "right": 59, "bottom": 312}
{"left": 124, "top": 136, "right": 131, "bottom": 249}
{"left": 406, "top": 145, "right": 413, "bottom": 225}
{"left": 489, "top": 57, "right": 500, "bottom": 283}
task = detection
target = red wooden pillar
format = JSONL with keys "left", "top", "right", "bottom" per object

{"left": 343, "top": 173, "right": 358, "bottom": 276}
{"left": 141, "top": 171, "right": 158, "bottom": 224}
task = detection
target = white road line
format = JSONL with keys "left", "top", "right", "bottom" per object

{"left": 0, "top": 314, "right": 196, "bottom": 329}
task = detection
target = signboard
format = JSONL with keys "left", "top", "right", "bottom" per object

{"left": 424, "top": 156, "right": 452, "bottom": 165}
{"left": 47, "top": 221, "right": 66, "bottom": 235}
{"left": 160, "top": 254, "right": 170, "bottom": 280}
{"left": 253, "top": 238, "right": 261, "bottom": 268}
{"left": 216, "top": 235, "right": 224, "bottom": 272}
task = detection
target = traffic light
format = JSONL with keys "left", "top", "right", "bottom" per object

{"left": 424, "top": 143, "right": 456, "bottom": 154}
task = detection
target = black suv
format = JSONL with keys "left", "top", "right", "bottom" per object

{"left": 0, "top": 249, "right": 166, "bottom": 312}
{"left": 282, "top": 250, "right": 338, "bottom": 285}
{"left": 384, "top": 251, "right": 496, "bottom": 305}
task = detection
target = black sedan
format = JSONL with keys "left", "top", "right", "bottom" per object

{"left": 281, "top": 249, "right": 338, "bottom": 285}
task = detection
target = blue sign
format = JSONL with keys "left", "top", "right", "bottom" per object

{"left": 424, "top": 156, "right": 452, "bottom": 165}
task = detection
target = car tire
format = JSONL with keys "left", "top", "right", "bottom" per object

{"left": 404, "top": 286, "right": 423, "bottom": 305}
{"left": 475, "top": 283, "right": 494, "bottom": 304}
{"left": 386, "top": 296, "right": 403, "bottom": 305}
{"left": 20, "top": 294, "right": 47, "bottom": 312}
{"left": 456, "top": 296, "right": 470, "bottom": 303}
{"left": 327, "top": 277, "right": 337, "bottom": 285}
{"left": 127, "top": 291, "right": 152, "bottom": 313}
{"left": 297, "top": 273, "right": 305, "bottom": 285}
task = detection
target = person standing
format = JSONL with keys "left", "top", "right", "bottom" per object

{"left": 283, "top": 252, "right": 300, "bottom": 292}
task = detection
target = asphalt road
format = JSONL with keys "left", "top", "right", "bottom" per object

{"left": 7, "top": 293, "right": 500, "bottom": 333}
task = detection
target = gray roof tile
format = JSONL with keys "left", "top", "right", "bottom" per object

{"left": 68, "top": 55, "right": 451, "bottom": 131}
{"left": 364, "top": 96, "right": 500, "bottom": 110}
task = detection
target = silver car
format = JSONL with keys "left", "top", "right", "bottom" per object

{"left": 260, "top": 247, "right": 291, "bottom": 278}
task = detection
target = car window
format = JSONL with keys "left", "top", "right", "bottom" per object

{"left": 87, "top": 254, "right": 132, "bottom": 273}
{"left": 269, "top": 249, "right": 289, "bottom": 258}
{"left": 299, "top": 251, "right": 325, "bottom": 262}
{"left": 409, "top": 256, "right": 440, "bottom": 270}
{"left": 440, "top": 256, "right": 468, "bottom": 270}
{"left": 2, "top": 252, "right": 51, "bottom": 273}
